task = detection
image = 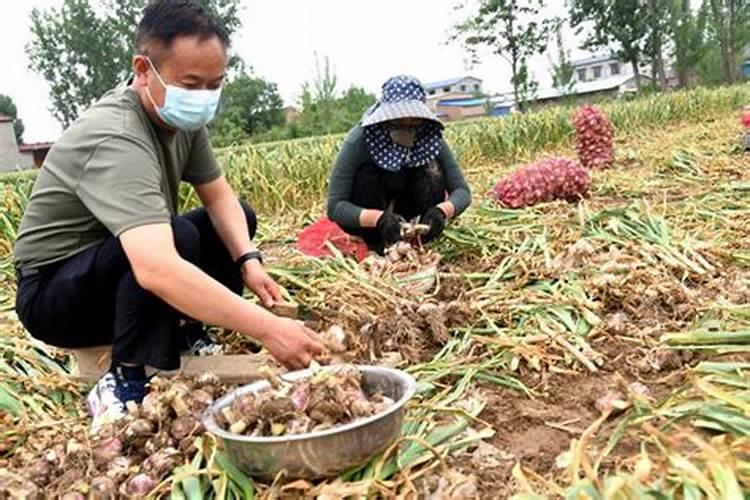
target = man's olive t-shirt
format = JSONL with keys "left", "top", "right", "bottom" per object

{"left": 13, "top": 82, "right": 222, "bottom": 269}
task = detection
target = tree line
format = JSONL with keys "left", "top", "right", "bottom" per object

{"left": 9, "top": 0, "right": 749, "bottom": 146}
{"left": 452, "top": 0, "right": 749, "bottom": 111}
{"left": 21, "top": 0, "right": 375, "bottom": 148}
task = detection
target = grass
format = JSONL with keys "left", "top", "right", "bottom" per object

{"left": 0, "top": 84, "right": 749, "bottom": 498}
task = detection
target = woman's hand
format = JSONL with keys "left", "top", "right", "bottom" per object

{"left": 241, "top": 259, "right": 282, "bottom": 308}
{"left": 376, "top": 212, "right": 406, "bottom": 246}
{"left": 420, "top": 206, "right": 446, "bottom": 242}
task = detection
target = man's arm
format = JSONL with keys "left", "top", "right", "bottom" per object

{"left": 194, "top": 176, "right": 282, "bottom": 307}
{"left": 119, "top": 223, "right": 322, "bottom": 369}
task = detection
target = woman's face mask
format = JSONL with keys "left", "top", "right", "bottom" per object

{"left": 388, "top": 119, "right": 425, "bottom": 148}
{"left": 146, "top": 58, "right": 222, "bottom": 131}
{"left": 389, "top": 127, "right": 418, "bottom": 148}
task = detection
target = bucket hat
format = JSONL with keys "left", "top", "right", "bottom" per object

{"left": 361, "top": 75, "right": 443, "bottom": 128}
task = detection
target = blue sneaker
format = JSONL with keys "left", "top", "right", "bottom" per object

{"left": 87, "top": 368, "right": 147, "bottom": 431}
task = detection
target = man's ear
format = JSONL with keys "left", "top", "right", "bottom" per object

{"left": 132, "top": 55, "right": 150, "bottom": 87}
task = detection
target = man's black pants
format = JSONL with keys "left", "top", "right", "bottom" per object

{"left": 342, "top": 161, "right": 446, "bottom": 252}
{"left": 15, "top": 203, "right": 256, "bottom": 371}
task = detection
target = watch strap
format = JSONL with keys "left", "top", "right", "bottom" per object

{"left": 236, "top": 250, "right": 263, "bottom": 268}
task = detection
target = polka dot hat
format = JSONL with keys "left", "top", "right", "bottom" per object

{"left": 361, "top": 75, "right": 444, "bottom": 172}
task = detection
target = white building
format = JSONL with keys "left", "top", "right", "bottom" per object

{"left": 509, "top": 53, "right": 650, "bottom": 106}
{"left": 571, "top": 54, "right": 634, "bottom": 83}
{"left": 424, "top": 76, "right": 484, "bottom": 113}
{"left": 424, "top": 76, "right": 483, "bottom": 98}
{"left": 486, "top": 53, "right": 650, "bottom": 110}
{"left": 0, "top": 115, "right": 27, "bottom": 173}
{"left": 571, "top": 55, "right": 633, "bottom": 83}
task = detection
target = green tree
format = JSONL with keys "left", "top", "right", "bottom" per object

{"left": 451, "top": 0, "right": 554, "bottom": 112}
{"left": 570, "top": 0, "right": 650, "bottom": 92}
{"left": 513, "top": 62, "right": 538, "bottom": 110}
{"left": 549, "top": 20, "right": 576, "bottom": 97}
{"left": 295, "top": 56, "right": 339, "bottom": 135}
{"left": 251, "top": 57, "right": 375, "bottom": 143}
{"left": 337, "top": 87, "right": 377, "bottom": 127}
{"left": 292, "top": 56, "right": 376, "bottom": 138}
{"left": 209, "top": 68, "right": 285, "bottom": 147}
{"left": 27, "top": 0, "right": 242, "bottom": 128}
{"left": 645, "top": 0, "right": 672, "bottom": 89}
{"left": 0, "top": 95, "right": 25, "bottom": 144}
{"left": 705, "top": 0, "right": 749, "bottom": 83}
{"left": 669, "top": 0, "right": 710, "bottom": 88}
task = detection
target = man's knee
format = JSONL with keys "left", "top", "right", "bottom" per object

{"left": 171, "top": 217, "right": 201, "bottom": 263}
{"left": 239, "top": 200, "right": 257, "bottom": 240}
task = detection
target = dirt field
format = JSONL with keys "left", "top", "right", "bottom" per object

{"left": 0, "top": 107, "right": 748, "bottom": 498}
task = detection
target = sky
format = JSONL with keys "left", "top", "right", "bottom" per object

{"left": 0, "top": 0, "right": 588, "bottom": 143}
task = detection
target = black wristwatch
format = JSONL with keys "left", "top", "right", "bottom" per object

{"left": 236, "top": 250, "right": 263, "bottom": 268}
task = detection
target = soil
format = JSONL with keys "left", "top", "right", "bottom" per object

{"left": 446, "top": 334, "right": 692, "bottom": 499}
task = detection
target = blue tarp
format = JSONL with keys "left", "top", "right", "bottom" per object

{"left": 438, "top": 98, "right": 488, "bottom": 107}
{"left": 490, "top": 106, "right": 512, "bottom": 117}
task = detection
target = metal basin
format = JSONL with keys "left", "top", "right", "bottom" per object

{"left": 202, "top": 365, "right": 416, "bottom": 480}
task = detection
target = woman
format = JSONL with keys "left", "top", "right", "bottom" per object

{"left": 327, "top": 75, "right": 472, "bottom": 253}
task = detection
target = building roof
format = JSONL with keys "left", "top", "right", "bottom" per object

{"left": 424, "top": 76, "right": 482, "bottom": 90}
{"left": 19, "top": 142, "right": 54, "bottom": 152}
{"left": 0, "top": 115, "right": 12, "bottom": 123}
{"left": 486, "top": 74, "right": 647, "bottom": 107}
{"left": 534, "top": 74, "right": 646, "bottom": 101}
{"left": 570, "top": 53, "right": 618, "bottom": 68}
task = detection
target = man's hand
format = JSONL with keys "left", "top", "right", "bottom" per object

{"left": 260, "top": 318, "right": 324, "bottom": 369}
{"left": 120, "top": 224, "right": 318, "bottom": 368}
{"left": 377, "top": 212, "right": 406, "bottom": 247}
{"left": 420, "top": 206, "right": 446, "bottom": 242}
{"left": 242, "top": 260, "right": 282, "bottom": 308}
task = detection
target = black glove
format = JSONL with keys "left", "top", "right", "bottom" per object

{"left": 376, "top": 212, "right": 406, "bottom": 247}
{"left": 420, "top": 206, "right": 446, "bottom": 242}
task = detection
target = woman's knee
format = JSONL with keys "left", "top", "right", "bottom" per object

{"left": 412, "top": 161, "right": 447, "bottom": 211}
{"left": 351, "top": 163, "right": 389, "bottom": 209}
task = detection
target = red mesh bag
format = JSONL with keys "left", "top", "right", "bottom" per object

{"left": 574, "top": 105, "right": 615, "bottom": 170}
{"left": 491, "top": 156, "right": 591, "bottom": 208}
{"left": 296, "top": 217, "right": 368, "bottom": 261}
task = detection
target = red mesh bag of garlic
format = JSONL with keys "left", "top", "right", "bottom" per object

{"left": 741, "top": 107, "right": 750, "bottom": 128}
{"left": 574, "top": 105, "right": 615, "bottom": 169}
{"left": 491, "top": 157, "right": 591, "bottom": 209}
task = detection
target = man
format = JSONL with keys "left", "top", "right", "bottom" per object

{"left": 13, "top": 0, "right": 322, "bottom": 425}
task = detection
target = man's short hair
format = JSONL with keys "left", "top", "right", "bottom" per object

{"left": 136, "top": 0, "right": 230, "bottom": 60}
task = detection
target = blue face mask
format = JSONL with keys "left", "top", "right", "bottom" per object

{"left": 146, "top": 58, "right": 222, "bottom": 131}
